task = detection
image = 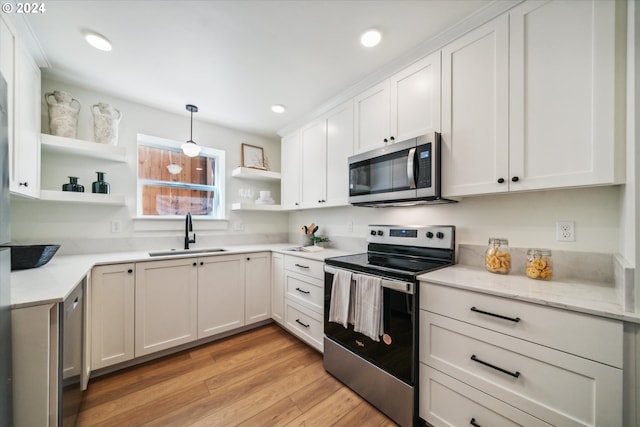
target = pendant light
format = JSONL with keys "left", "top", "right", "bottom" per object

{"left": 181, "top": 104, "right": 201, "bottom": 157}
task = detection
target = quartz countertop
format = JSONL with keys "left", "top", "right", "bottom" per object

{"left": 418, "top": 264, "right": 640, "bottom": 324}
{"left": 10, "top": 243, "right": 352, "bottom": 309}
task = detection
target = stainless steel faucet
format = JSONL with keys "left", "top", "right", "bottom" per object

{"left": 184, "top": 212, "right": 196, "bottom": 249}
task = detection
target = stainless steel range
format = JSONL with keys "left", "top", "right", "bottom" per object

{"left": 323, "top": 225, "right": 455, "bottom": 427}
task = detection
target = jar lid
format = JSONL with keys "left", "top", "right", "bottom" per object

{"left": 527, "top": 248, "right": 552, "bottom": 256}
{"left": 488, "top": 238, "right": 509, "bottom": 245}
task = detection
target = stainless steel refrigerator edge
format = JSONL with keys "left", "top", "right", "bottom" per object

{"left": 0, "top": 73, "right": 14, "bottom": 426}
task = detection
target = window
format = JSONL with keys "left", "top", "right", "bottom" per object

{"left": 137, "top": 134, "right": 225, "bottom": 218}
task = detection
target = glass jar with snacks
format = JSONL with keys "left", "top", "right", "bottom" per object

{"left": 485, "top": 238, "right": 511, "bottom": 274}
{"left": 526, "top": 249, "right": 553, "bottom": 280}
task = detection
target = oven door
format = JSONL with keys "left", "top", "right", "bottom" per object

{"left": 324, "top": 266, "right": 416, "bottom": 385}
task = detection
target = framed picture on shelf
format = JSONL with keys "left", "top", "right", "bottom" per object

{"left": 241, "top": 143, "right": 266, "bottom": 170}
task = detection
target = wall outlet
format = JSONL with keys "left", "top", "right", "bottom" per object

{"left": 556, "top": 220, "right": 575, "bottom": 242}
{"left": 111, "top": 220, "right": 122, "bottom": 233}
{"left": 233, "top": 222, "right": 244, "bottom": 232}
{"left": 347, "top": 221, "right": 353, "bottom": 233}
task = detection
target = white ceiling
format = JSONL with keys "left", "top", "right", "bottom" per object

{"left": 22, "top": 0, "right": 493, "bottom": 138}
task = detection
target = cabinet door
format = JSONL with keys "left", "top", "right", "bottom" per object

{"left": 390, "top": 51, "right": 441, "bottom": 141}
{"left": 441, "top": 15, "right": 509, "bottom": 197}
{"left": 354, "top": 80, "right": 390, "bottom": 153}
{"left": 271, "top": 253, "right": 284, "bottom": 325}
{"left": 197, "top": 254, "right": 244, "bottom": 338}
{"left": 325, "top": 101, "right": 353, "bottom": 207}
{"left": 300, "top": 119, "right": 327, "bottom": 208}
{"left": 281, "top": 131, "right": 301, "bottom": 210}
{"left": 91, "top": 263, "right": 135, "bottom": 370}
{"left": 509, "top": 0, "right": 624, "bottom": 190}
{"left": 0, "top": 16, "right": 17, "bottom": 190}
{"left": 245, "top": 252, "right": 271, "bottom": 324}
{"left": 11, "top": 44, "right": 40, "bottom": 198}
{"left": 135, "top": 258, "right": 198, "bottom": 356}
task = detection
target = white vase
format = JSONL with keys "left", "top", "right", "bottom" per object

{"left": 45, "top": 90, "right": 81, "bottom": 138}
{"left": 92, "top": 102, "right": 122, "bottom": 145}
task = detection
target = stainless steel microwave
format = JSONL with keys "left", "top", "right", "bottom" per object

{"left": 348, "top": 132, "right": 456, "bottom": 207}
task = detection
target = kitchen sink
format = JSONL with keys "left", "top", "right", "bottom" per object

{"left": 148, "top": 248, "right": 226, "bottom": 257}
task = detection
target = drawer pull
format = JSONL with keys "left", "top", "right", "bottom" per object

{"left": 470, "top": 306, "right": 520, "bottom": 323}
{"left": 294, "top": 263, "right": 310, "bottom": 269}
{"left": 470, "top": 418, "right": 481, "bottom": 427}
{"left": 295, "top": 319, "right": 310, "bottom": 328}
{"left": 295, "top": 287, "right": 310, "bottom": 294}
{"left": 470, "top": 354, "right": 520, "bottom": 378}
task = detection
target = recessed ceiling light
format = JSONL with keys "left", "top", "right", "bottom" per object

{"left": 271, "top": 104, "right": 286, "bottom": 114}
{"left": 84, "top": 32, "right": 112, "bottom": 51}
{"left": 361, "top": 29, "right": 382, "bottom": 48}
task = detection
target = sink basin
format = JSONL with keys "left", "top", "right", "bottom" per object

{"left": 148, "top": 248, "right": 226, "bottom": 257}
{"left": 1, "top": 244, "right": 61, "bottom": 270}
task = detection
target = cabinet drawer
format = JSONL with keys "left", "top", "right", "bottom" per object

{"left": 284, "top": 255, "right": 324, "bottom": 280}
{"left": 285, "top": 299, "right": 323, "bottom": 352}
{"left": 419, "top": 365, "right": 551, "bottom": 427}
{"left": 285, "top": 271, "right": 323, "bottom": 314}
{"left": 420, "top": 312, "right": 622, "bottom": 427}
{"left": 420, "top": 282, "right": 622, "bottom": 367}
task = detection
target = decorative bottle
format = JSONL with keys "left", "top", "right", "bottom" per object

{"left": 62, "top": 176, "right": 84, "bottom": 192}
{"left": 92, "top": 171, "right": 110, "bottom": 194}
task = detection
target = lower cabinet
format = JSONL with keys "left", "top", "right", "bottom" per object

{"left": 419, "top": 282, "right": 623, "bottom": 427}
{"left": 91, "top": 263, "right": 135, "bottom": 369}
{"left": 282, "top": 254, "right": 325, "bottom": 352}
{"left": 271, "top": 252, "right": 285, "bottom": 325}
{"left": 135, "top": 258, "right": 198, "bottom": 357}
{"left": 90, "top": 252, "right": 272, "bottom": 369}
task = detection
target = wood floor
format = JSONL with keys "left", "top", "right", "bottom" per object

{"left": 77, "top": 324, "right": 398, "bottom": 426}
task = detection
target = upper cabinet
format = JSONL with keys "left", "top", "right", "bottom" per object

{"left": 282, "top": 100, "right": 354, "bottom": 210}
{"left": 281, "top": 131, "right": 301, "bottom": 210}
{"left": 1, "top": 14, "right": 41, "bottom": 198}
{"left": 441, "top": 15, "right": 509, "bottom": 197}
{"left": 442, "top": 0, "right": 625, "bottom": 198}
{"left": 354, "top": 51, "right": 441, "bottom": 154}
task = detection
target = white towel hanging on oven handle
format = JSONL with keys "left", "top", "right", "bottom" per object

{"left": 353, "top": 274, "right": 384, "bottom": 341}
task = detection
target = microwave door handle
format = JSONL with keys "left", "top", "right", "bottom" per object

{"left": 407, "top": 147, "right": 417, "bottom": 189}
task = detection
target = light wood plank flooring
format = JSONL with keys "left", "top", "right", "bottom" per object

{"left": 77, "top": 324, "right": 398, "bottom": 426}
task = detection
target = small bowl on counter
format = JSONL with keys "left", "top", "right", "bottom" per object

{"left": 0, "top": 244, "right": 61, "bottom": 271}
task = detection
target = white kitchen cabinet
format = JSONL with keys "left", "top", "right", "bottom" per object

{"left": 198, "top": 254, "right": 245, "bottom": 338}
{"left": 90, "top": 263, "right": 135, "bottom": 370}
{"left": 441, "top": 14, "right": 509, "bottom": 197}
{"left": 1, "top": 14, "right": 40, "bottom": 198}
{"left": 419, "top": 282, "right": 623, "bottom": 427}
{"left": 390, "top": 51, "right": 441, "bottom": 143}
{"left": 300, "top": 101, "right": 354, "bottom": 209}
{"left": 12, "top": 303, "right": 58, "bottom": 427}
{"left": 508, "top": 0, "right": 625, "bottom": 190}
{"left": 283, "top": 254, "right": 325, "bottom": 351}
{"left": 135, "top": 258, "right": 198, "bottom": 357}
{"left": 271, "top": 252, "right": 285, "bottom": 325}
{"left": 354, "top": 52, "right": 441, "bottom": 154}
{"left": 354, "top": 80, "right": 390, "bottom": 153}
{"left": 244, "top": 252, "right": 271, "bottom": 324}
{"left": 281, "top": 131, "right": 301, "bottom": 210}
{"left": 442, "top": 0, "right": 625, "bottom": 198}
{"left": 300, "top": 119, "right": 327, "bottom": 208}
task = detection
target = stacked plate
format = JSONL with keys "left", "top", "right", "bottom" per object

{"left": 255, "top": 190, "right": 275, "bottom": 204}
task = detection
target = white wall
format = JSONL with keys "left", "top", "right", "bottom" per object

{"left": 289, "top": 185, "right": 622, "bottom": 254}
{"left": 10, "top": 75, "right": 288, "bottom": 252}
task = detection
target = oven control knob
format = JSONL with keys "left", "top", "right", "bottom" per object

{"left": 370, "top": 230, "right": 377, "bottom": 236}
{"left": 426, "top": 232, "right": 434, "bottom": 238}
{"left": 436, "top": 232, "right": 445, "bottom": 239}
{"left": 377, "top": 230, "right": 384, "bottom": 236}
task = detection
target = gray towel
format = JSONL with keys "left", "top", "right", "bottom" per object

{"left": 353, "top": 274, "right": 384, "bottom": 341}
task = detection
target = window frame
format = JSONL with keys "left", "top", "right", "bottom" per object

{"left": 136, "top": 133, "right": 226, "bottom": 220}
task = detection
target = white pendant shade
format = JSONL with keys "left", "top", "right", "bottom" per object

{"left": 181, "top": 141, "right": 201, "bottom": 157}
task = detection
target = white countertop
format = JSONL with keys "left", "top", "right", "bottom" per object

{"left": 10, "top": 243, "right": 352, "bottom": 309}
{"left": 418, "top": 264, "right": 640, "bottom": 324}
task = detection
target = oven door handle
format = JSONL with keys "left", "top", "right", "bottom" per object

{"left": 324, "top": 265, "right": 414, "bottom": 295}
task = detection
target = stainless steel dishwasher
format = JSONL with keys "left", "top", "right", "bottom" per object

{"left": 60, "top": 279, "right": 85, "bottom": 427}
